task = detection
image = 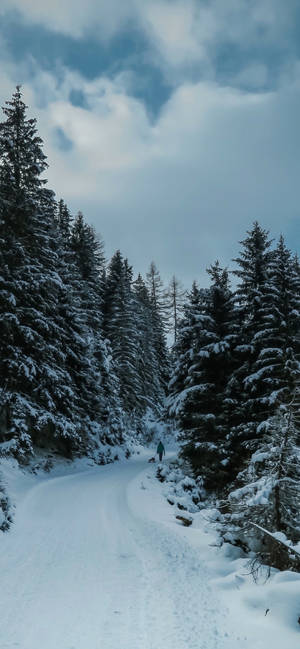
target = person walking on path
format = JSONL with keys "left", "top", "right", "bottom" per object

{"left": 157, "top": 441, "right": 165, "bottom": 462}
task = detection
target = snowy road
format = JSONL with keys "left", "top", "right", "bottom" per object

{"left": 0, "top": 457, "right": 254, "bottom": 648}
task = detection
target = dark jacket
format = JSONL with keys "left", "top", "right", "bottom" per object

{"left": 157, "top": 442, "right": 165, "bottom": 455}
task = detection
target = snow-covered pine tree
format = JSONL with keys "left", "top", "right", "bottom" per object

{"left": 146, "top": 262, "right": 167, "bottom": 316}
{"left": 165, "top": 275, "right": 186, "bottom": 344}
{"left": 168, "top": 280, "right": 204, "bottom": 421}
{"left": 132, "top": 274, "right": 164, "bottom": 416}
{"left": 272, "top": 236, "right": 300, "bottom": 375}
{"left": 247, "top": 236, "right": 300, "bottom": 409}
{"left": 227, "top": 226, "right": 300, "bottom": 485}
{"left": 52, "top": 199, "right": 90, "bottom": 451}
{"left": 53, "top": 205, "right": 103, "bottom": 450}
{"left": 146, "top": 261, "right": 170, "bottom": 392}
{"left": 56, "top": 198, "right": 73, "bottom": 241}
{"left": 171, "top": 264, "right": 237, "bottom": 488}
{"left": 0, "top": 87, "right": 81, "bottom": 459}
{"left": 224, "top": 398, "right": 300, "bottom": 572}
{"left": 226, "top": 222, "right": 275, "bottom": 477}
{"left": 70, "top": 212, "right": 124, "bottom": 445}
{"left": 104, "top": 251, "right": 141, "bottom": 418}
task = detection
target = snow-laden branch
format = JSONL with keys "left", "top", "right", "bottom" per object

{"left": 250, "top": 522, "right": 300, "bottom": 558}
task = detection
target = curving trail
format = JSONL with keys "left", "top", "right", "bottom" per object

{"left": 0, "top": 457, "right": 239, "bottom": 649}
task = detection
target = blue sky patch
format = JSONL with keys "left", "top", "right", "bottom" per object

{"left": 53, "top": 127, "right": 73, "bottom": 152}
{"left": 69, "top": 88, "right": 89, "bottom": 109}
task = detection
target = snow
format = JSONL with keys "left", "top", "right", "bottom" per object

{"left": 250, "top": 450, "right": 270, "bottom": 463}
{"left": 0, "top": 453, "right": 299, "bottom": 649}
{"left": 251, "top": 524, "right": 300, "bottom": 559}
{"left": 168, "top": 383, "right": 208, "bottom": 416}
{"left": 229, "top": 477, "right": 274, "bottom": 506}
{"left": 244, "top": 365, "right": 276, "bottom": 385}
{"left": 259, "top": 348, "right": 283, "bottom": 357}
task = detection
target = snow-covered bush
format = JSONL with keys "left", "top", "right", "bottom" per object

{"left": 156, "top": 464, "right": 169, "bottom": 483}
{"left": 157, "top": 460, "right": 206, "bottom": 514}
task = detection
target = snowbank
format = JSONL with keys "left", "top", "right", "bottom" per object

{"left": 148, "top": 458, "right": 300, "bottom": 648}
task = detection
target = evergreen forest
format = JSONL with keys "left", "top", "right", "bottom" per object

{"left": 1, "top": 88, "right": 299, "bottom": 571}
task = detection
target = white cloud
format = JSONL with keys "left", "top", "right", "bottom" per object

{"left": 0, "top": 0, "right": 138, "bottom": 39}
{"left": 141, "top": 0, "right": 217, "bottom": 67}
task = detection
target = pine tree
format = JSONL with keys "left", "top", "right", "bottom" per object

{"left": 165, "top": 275, "right": 186, "bottom": 344}
{"left": 0, "top": 87, "right": 79, "bottom": 459}
{"left": 104, "top": 251, "right": 140, "bottom": 416}
{"left": 146, "top": 261, "right": 170, "bottom": 392}
{"left": 146, "top": 262, "right": 167, "bottom": 316}
{"left": 170, "top": 265, "right": 238, "bottom": 488}
{"left": 224, "top": 400, "right": 300, "bottom": 571}
{"left": 168, "top": 281, "right": 204, "bottom": 418}
{"left": 54, "top": 205, "right": 101, "bottom": 450}
{"left": 56, "top": 198, "right": 73, "bottom": 241}
{"left": 133, "top": 274, "right": 163, "bottom": 414}
{"left": 271, "top": 236, "right": 300, "bottom": 387}
{"left": 226, "top": 225, "right": 300, "bottom": 483}
{"left": 70, "top": 212, "right": 124, "bottom": 444}
{"left": 226, "top": 222, "right": 275, "bottom": 474}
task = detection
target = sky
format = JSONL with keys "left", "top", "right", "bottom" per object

{"left": 1, "top": 0, "right": 300, "bottom": 287}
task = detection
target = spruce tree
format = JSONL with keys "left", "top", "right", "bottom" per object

{"left": 146, "top": 261, "right": 170, "bottom": 392}
{"left": 0, "top": 87, "right": 79, "bottom": 458}
{"left": 133, "top": 274, "right": 163, "bottom": 414}
{"left": 226, "top": 222, "right": 275, "bottom": 474}
{"left": 225, "top": 400, "right": 300, "bottom": 571}
{"left": 70, "top": 212, "right": 123, "bottom": 444}
{"left": 168, "top": 281, "right": 204, "bottom": 418}
{"left": 226, "top": 226, "right": 300, "bottom": 482}
{"left": 171, "top": 265, "right": 237, "bottom": 488}
{"left": 104, "top": 251, "right": 140, "bottom": 416}
{"left": 165, "top": 275, "right": 186, "bottom": 344}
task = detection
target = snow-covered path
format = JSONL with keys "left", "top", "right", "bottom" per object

{"left": 0, "top": 457, "right": 260, "bottom": 648}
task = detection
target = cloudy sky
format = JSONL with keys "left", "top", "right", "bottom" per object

{"left": 1, "top": 0, "right": 300, "bottom": 287}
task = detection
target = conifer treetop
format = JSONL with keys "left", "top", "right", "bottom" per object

{"left": 0, "top": 85, "right": 48, "bottom": 197}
